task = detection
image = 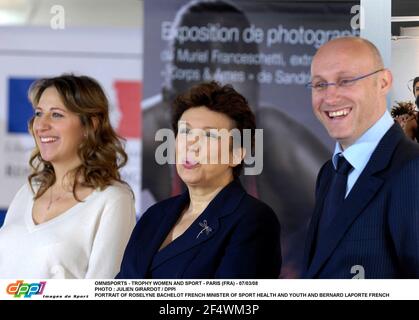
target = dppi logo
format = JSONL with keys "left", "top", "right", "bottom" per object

{"left": 6, "top": 280, "right": 46, "bottom": 298}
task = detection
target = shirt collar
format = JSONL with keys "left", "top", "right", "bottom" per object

{"left": 332, "top": 111, "right": 394, "bottom": 170}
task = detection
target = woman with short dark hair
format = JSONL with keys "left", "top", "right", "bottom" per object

{"left": 117, "top": 81, "right": 281, "bottom": 279}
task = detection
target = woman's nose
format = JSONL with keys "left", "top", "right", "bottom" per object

{"left": 34, "top": 114, "right": 51, "bottom": 131}
{"left": 187, "top": 139, "right": 200, "bottom": 151}
{"left": 186, "top": 132, "right": 201, "bottom": 151}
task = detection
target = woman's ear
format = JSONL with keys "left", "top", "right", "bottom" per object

{"left": 231, "top": 147, "right": 246, "bottom": 168}
{"left": 84, "top": 117, "right": 99, "bottom": 138}
{"left": 92, "top": 117, "right": 99, "bottom": 132}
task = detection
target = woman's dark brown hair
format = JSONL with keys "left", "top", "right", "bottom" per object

{"left": 28, "top": 74, "right": 128, "bottom": 200}
{"left": 391, "top": 101, "right": 415, "bottom": 118}
{"left": 172, "top": 81, "right": 256, "bottom": 178}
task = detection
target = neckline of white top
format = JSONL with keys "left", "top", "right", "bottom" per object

{"left": 25, "top": 187, "right": 99, "bottom": 231}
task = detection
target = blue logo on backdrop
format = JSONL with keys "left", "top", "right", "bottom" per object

{"left": 8, "top": 78, "right": 37, "bottom": 133}
{"left": 0, "top": 208, "right": 6, "bottom": 228}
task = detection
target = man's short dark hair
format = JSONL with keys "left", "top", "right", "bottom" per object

{"left": 413, "top": 77, "right": 419, "bottom": 94}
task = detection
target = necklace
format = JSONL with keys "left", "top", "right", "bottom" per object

{"left": 47, "top": 186, "right": 71, "bottom": 210}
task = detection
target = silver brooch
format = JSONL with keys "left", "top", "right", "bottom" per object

{"left": 196, "top": 220, "right": 212, "bottom": 239}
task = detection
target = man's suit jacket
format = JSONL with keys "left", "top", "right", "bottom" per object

{"left": 302, "top": 123, "right": 419, "bottom": 278}
{"left": 116, "top": 179, "right": 281, "bottom": 279}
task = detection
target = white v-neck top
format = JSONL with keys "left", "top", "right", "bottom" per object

{"left": 0, "top": 182, "right": 136, "bottom": 279}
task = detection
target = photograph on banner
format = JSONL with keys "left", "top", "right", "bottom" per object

{"left": 141, "top": 0, "right": 360, "bottom": 278}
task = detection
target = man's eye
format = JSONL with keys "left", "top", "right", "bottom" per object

{"left": 313, "top": 82, "right": 328, "bottom": 89}
{"left": 339, "top": 79, "right": 353, "bottom": 86}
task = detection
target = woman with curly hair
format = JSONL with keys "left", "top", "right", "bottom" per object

{"left": 391, "top": 101, "right": 418, "bottom": 141}
{"left": 0, "top": 74, "right": 136, "bottom": 278}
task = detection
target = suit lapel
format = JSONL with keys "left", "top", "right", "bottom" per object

{"left": 137, "top": 193, "right": 188, "bottom": 277}
{"left": 306, "top": 123, "right": 404, "bottom": 277}
{"left": 150, "top": 179, "right": 246, "bottom": 271}
{"left": 302, "top": 162, "right": 333, "bottom": 274}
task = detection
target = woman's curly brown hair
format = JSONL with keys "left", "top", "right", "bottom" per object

{"left": 28, "top": 74, "right": 128, "bottom": 200}
{"left": 390, "top": 101, "right": 416, "bottom": 118}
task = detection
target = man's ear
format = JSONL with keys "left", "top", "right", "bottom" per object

{"left": 380, "top": 69, "right": 393, "bottom": 94}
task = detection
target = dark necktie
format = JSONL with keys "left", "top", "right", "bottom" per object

{"left": 318, "top": 155, "right": 353, "bottom": 234}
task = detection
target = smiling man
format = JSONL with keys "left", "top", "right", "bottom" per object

{"left": 302, "top": 37, "right": 419, "bottom": 278}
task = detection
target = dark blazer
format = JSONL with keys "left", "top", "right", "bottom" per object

{"left": 302, "top": 123, "right": 419, "bottom": 278}
{"left": 116, "top": 179, "right": 281, "bottom": 278}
